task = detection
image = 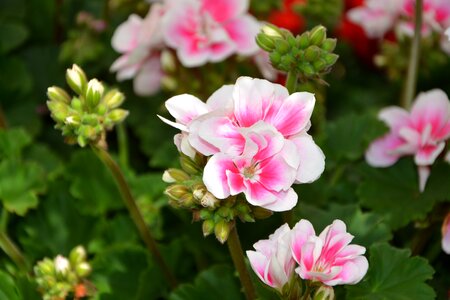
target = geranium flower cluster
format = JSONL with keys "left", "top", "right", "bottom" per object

{"left": 348, "top": 0, "right": 450, "bottom": 53}
{"left": 246, "top": 219, "right": 368, "bottom": 294}
{"left": 159, "top": 76, "right": 325, "bottom": 212}
{"left": 366, "top": 89, "right": 450, "bottom": 191}
{"left": 110, "top": 0, "right": 260, "bottom": 96}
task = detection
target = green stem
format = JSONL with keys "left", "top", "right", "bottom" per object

{"left": 227, "top": 225, "right": 257, "bottom": 300}
{"left": 286, "top": 71, "right": 298, "bottom": 94}
{"left": 0, "top": 211, "right": 28, "bottom": 272}
{"left": 301, "top": 281, "right": 311, "bottom": 300}
{"left": 117, "top": 123, "right": 129, "bottom": 168}
{"left": 91, "top": 146, "right": 177, "bottom": 288}
{"left": 402, "top": 0, "right": 422, "bottom": 108}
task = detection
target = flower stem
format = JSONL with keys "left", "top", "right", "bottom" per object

{"left": 286, "top": 71, "right": 298, "bottom": 94}
{"left": 0, "top": 210, "right": 28, "bottom": 272}
{"left": 227, "top": 225, "right": 257, "bottom": 300}
{"left": 91, "top": 146, "right": 177, "bottom": 288}
{"left": 402, "top": 0, "right": 422, "bottom": 108}
{"left": 117, "top": 123, "right": 129, "bottom": 168}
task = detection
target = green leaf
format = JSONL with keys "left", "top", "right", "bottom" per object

{"left": 0, "top": 160, "right": 45, "bottom": 216}
{"left": 295, "top": 203, "right": 392, "bottom": 247}
{"left": 0, "top": 271, "right": 21, "bottom": 300}
{"left": 346, "top": 243, "right": 435, "bottom": 300}
{"left": 0, "top": 128, "right": 31, "bottom": 159}
{"left": 66, "top": 150, "right": 123, "bottom": 215}
{"left": 169, "top": 265, "right": 243, "bottom": 300}
{"left": 0, "top": 22, "right": 28, "bottom": 54}
{"left": 358, "top": 159, "right": 450, "bottom": 230}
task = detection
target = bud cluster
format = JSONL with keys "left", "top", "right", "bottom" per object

{"left": 34, "top": 246, "right": 94, "bottom": 300}
{"left": 47, "top": 64, "right": 129, "bottom": 147}
{"left": 163, "top": 154, "right": 273, "bottom": 243}
{"left": 256, "top": 24, "right": 339, "bottom": 81}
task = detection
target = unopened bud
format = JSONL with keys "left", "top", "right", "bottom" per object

{"left": 47, "top": 86, "right": 71, "bottom": 103}
{"left": 214, "top": 220, "right": 232, "bottom": 244}
{"left": 202, "top": 219, "right": 215, "bottom": 237}
{"left": 299, "top": 62, "right": 315, "bottom": 77}
{"left": 180, "top": 155, "right": 200, "bottom": 175}
{"left": 313, "top": 285, "right": 335, "bottom": 300}
{"left": 165, "top": 184, "right": 190, "bottom": 200}
{"left": 323, "top": 53, "right": 339, "bottom": 66}
{"left": 54, "top": 255, "right": 70, "bottom": 276}
{"left": 179, "top": 193, "right": 195, "bottom": 208}
{"left": 69, "top": 246, "right": 87, "bottom": 266}
{"left": 85, "top": 79, "right": 104, "bottom": 109}
{"left": 304, "top": 46, "right": 321, "bottom": 62}
{"left": 65, "top": 115, "right": 81, "bottom": 126}
{"left": 161, "top": 50, "right": 176, "bottom": 72}
{"left": 321, "top": 38, "right": 337, "bottom": 52}
{"left": 66, "top": 64, "right": 87, "bottom": 95}
{"left": 71, "top": 98, "right": 83, "bottom": 111}
{"left": 75, "top": 262, "right": 92, "bottom": 277}
{"left": 193, "top": 186, "right": 207, "bottom": 201}
{"left": 313, "top": 59, "right": 328, "bottom": 71}
{"left": 200, "top": 192, "right": 219, "bottom": 208}
{"left": 261, "top": 23, "right": 284, "bottom": 39}
{"left": 47, "top": 101, "right": 69, "bottom": 123}
{"left": 162, "top": 168, "right": 190, "bottom": 183}
{"left": 161, "top": 76, "right": 178, "bottom": 91}
{"left": 252, "top": 207, "right": 273, "bottom": 219}
{"left": 35, "top": 258, "right": 55, "bottom": 276}
{"left": 256, "top": 33, "right": 276, "bottom": 52}
{"left": 275, "top": 39, "right": 290, "bottom": 55}
{"left": 296, "top": 33, "right": 310, "bottom": 49}
{"left": 217, "top": 206, "right": 233, "bottom": 219}
{"left": 107, "top": 109, "right": 129, "bottom": 124}
{"left": 309, "top": 25, "right": 327, "bottom": 46}
{"left": 103, "top": 89, "right": 125, "bottom": 109}
{"left": 199, "top": 209, "right": 212, "bottom": 220}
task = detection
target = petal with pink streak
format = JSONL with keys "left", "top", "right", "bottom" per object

{"left": 297, "top": 237, "right": 323, "bottom": 277}
{"left": 378, "top": 106, "right": 410, "bottom": 132}
{"left": 165, "top": 94, "right": 209, "bottom": 125}
{"left": 244, "top": 122, "right": 284, "bottom": 161}
{"left": 270, "top": 92, "right": 316, "bottom": 137}
{"left": 203, "top": 154, "right": 236, "bottom": 199}
{"left": 258, "top": 155, "right": 296, "bottom": 192}
{"left": 261, "top": 189, "right": 298, "bottom": 212}
{"left": 188, "top": 118, "right": 220, "bottom": 156}
{"left": 206, "top": 84, "right": 235, "bottom": 111}
{"left": 246, "top": 251, "right": 269, "bottom": 285}
{"left": 201, "top": 0, "right": 248, "bottom": 23}
{"left": 111, "top": 14, "right": 142, "bottom": 53}
{"left": 290, "top": 133, "right": 325, "bottom": 183}
{"left": 410, "top": 89, "right": 450, "bottom": 137}
{"left": 414, "top": 142, "right": 445, "bottom": 166}
{"left": 226, "top": 170, "right": 245, "bottom": 195}
{"left": 133, "top": 57, "right": 163, "bottom": 96}
{"left": 111, "top": 55, "right": 140, "bottom": 81}
{"left": 266, "top": 257, "right": 289, "bottom": 289}
{"left": 223, "top": 15, "right": 260, "bottom": 55}
{"left": 291, "top": 219, "right": 316, "bottom": 264}
{"left": 365, "top": 133, "right": 404, "bottom": 167}
{"left": 325, "top": 256, "right": 369, "bottom": 286}
{"left": 417, "top": 165, "right": 431, "bottom": 193}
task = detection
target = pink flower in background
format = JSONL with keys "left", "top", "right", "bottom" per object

{"left": 110, "top": 4, "right": 165, "bottom": 96}
{"left": 291, "top": 219, "right": 368, "bottom": 286}
{"left": 203, "top": 122, "right": 300, "bottom": 211}
{"left": 366, "top": 89, "right": 450, "bottom": 191}
{"left": 162, "top": 0, "right": 260, "bottom": 67}
{"left": 247, "top": 224, "right": 296, "bottom": 289}
{"left": 442, "top": 213, "right": 450, "bottom": 254}
{"left": 446, "top": 27, "right": 450, "bottom": 39}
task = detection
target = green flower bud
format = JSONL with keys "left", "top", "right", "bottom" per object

{"left": 256, "top": 33, "right": 276, "bottom": 52}
{"left": 261, "top": 23, "right": 284, "bottom": 39}
{"left": 296, "top": 32, "right": 310, "bottom": 49}
{"left": 214, "top": 220, "right": 232, "bottom": 244}
{"left": 96, "top": 103, "right": 108, "bottom": 115}
{"left": 200, "top": 191, "right": 219, "bottom": 208}
{"left": 35, "top": 258, "right": 55, "bottom": 277}
{"left": 313, "top": 285, "right": 335, "bottom": 300}
{"left": 193, "top": 185, "right": 207, "bottom": 201}
{"left": 75, "top": 262, "right": 92, "bottom": 278}
{"left": 47, "top": 86, "right": 71, "bottom": 104}
{"left": 323, "top": 53, "right": 339, "bottom": 66}
{"left": 199, "top": 209, "right": 212, "bottom": 220}
{"left": 65, "top": 115, "right": 81, "bottom": 126}
{"left": 69, "top": 246, "right": 87, "bottom": 266}
{"left": 165, "top": 184, "right": 190, "bottom": 200}
{"left": 179, "top": 193, "right": 195, "bottom": 208}
{"left": 269, "top": 51, "right": 282, "bottom": 65}
{"left": 66, "top": 64, "right": 87, "bottom": 95}
{"left": 313, "top": 59, "right": 328, "bottom": 72}
{"left": 287, "top": 35, "right": 297, "bottom": 47}
{"left": 71, "top": 98, "right": 83, "bottom": 111}
{"left": 160, "top": 50, "right": 176, "bottom": 73}
{"left": 77, "top": 135, "right": 88, "bottom": 147}
{"left": 162, "top": 168, "right": 190, "bottom": 183}
{"left": 321, "top": 38, "right": 337, "bottom": 52}
{"left": 275, "top": 39, "right": 290, "bottom": 55}
{"left": 179, "top": 155, "right": 200, "bottom": 175}
{"left": 102, "top": 89, "right": 125, "bottom": 109}
{"left": 202, "top": 219, "right": 215, "bottom": 237}
{"left": 252, "top": 207, "right": 273, "bottom": 219}
{"left": 78, "top": 125, "right": 97, "bottom": 140}
{"left": 304, "top": 46, "right": 321, "bottom": 62}
{"left": 47, "top": 101, "right": 69, "bottom": 123}
{"left": 298, "top": 62, "right": 316, "bottom": 77}
{"left": 107, "top": 109, "right": 129, "bottom": 124}
{"left": 217, "top": 206, "right": 233, "bottom": 219}
{"left": 309, "top": 25, "right": 327, "bottom": 46}
{"left": 85, "top": 79, "right": 104, "bottom": 109}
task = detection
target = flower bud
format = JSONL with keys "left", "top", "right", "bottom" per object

{"left": 252, "top": 206, "right": 273, "bottom": 219}
{"left": 102, "top": 89, "right": 125, "bottom": 109}
{"left": 193, "top": 185, "right": 207, "bottom": 201}
{"left": 85, "top": 79, "right": 104, "bottom": 109}
{"left": 161, "top": 76, "right": 178, "bottom": 91}
{"left": 75, "top": 262, "right": 92, "bottom": 278}
{"left": 296, "top": 33, "right": 310, "bottom": 49}
{"left": 309, "top": 25, "right": 327, "bottom": 46}
{"left": 299, "top": 62, "right": 315, "bottom": 77}
{"left": 47, "top": 86, "right": 71, "bottom": 103}
{"left": 275, "top": 39, "right": 290, "bottom": 55}
{"left": 269, "top": 51, "right": 282, "bottom": 65}
{"left": 313, "top": 285, "right": 335, "bottom": 300}
{"left": 217, "top": 206, "right": 233, "bottom": 219}
{"left": 180, "top": 155, "right": 200, "bottom": 175}
{"left": 202, "top": 219, "right": 215, "bottom": 237}
{"left": 200, "top": 191, "right": 219, "bottom": 208}
{"left": 261, "top": 23, "right": 284, "bottom": 39}
{"left": 179, "top": 193, "right": 195, "bottom": 208}
{"left": 199, "top": 209, "right": 212, "bottom": 220}
{"left": 107, "top": 109, "right": 129, "bottom": 124}
{"left": 35, "top": 258, "right": 55, "bottom": 277}
{"left": 304, "top": 46, "right": 321, "bottom": 62}
{"left": 65, "top": 115, "right": 81, "bottom": 126}
{"left": 321, "top": 38, "right": 337, "bottom": 52}
{"left": 54, "top": 255, "right": 70, "bottom": 276}
{"left": 162, "top": 168, "right": 190, "bottom": 183}
{"left": 256, "top": 33, "right": 276, "bottom": 52}
{"left": 161, "top": 50, "right": 176, "bottom": 73}
{"left": 165, "top": 184, "right": 190, "bottom": 200}
{"left": 214, "top": 220, "right": 232, "bottom": 244}
{"left": 323, "top": 53, "right": 339, "bottom": 66}
{"left": 69, "top": 246, "right": 87, "bottom": 266}
{"left": 71, "top": 98, "right": 83, "bottom": 111}
{"left": 47, "top": 101, "right": 70, "bottom": 123}
{"left": 66, "top": 64, "right": 87, "bottom": 95}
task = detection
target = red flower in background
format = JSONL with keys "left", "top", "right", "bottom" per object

{"left": 268, "top": 0, "right": 306, "bottom": 35}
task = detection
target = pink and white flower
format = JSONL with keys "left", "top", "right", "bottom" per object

{"left": 366, "top": 89, "right": 450, "bottom": 191}
{"left": 246, "top": 224, "right": 296, "bottom": 290}
{"left": 291, "top": 219, "right": 369, "bottom": 286}
{"left": 162, "top": 0, "right": 260, "bottom": 67}
{"left": 442, "top": 212, "right": 450, "bottom": 254}
{"left": 203, "top": 122, "right": 300, "bottom": 211}
{"left": 110, "top": 4, "right": 165, "bottom": 96}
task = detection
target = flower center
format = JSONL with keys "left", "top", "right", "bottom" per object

{"left": 243, "top": 163, "right": 260, "bottom": 179}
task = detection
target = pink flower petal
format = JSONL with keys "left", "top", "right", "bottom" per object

{"left": 226, "top": 170, "right": 245, "bottom": 195}
{"left": 414, "top": 142, "right": 445, "bottom": 166}
{"left": 206, "top": 84, "right": 235, "bottom": 111}
{"left": 133, "top": 56, "right": 163, "bottom": 96}
{"left": 258, "top": 155, "right": 296, "bottom": 192}
{"left": 365, "top": 133, "right": 405, "bottom": 167}
{"left": 165, "top": 94, "right": 209, "bottom": 125}
{"left": 290, "top": 133, "right": 325, "bottom": 183}
{"left": 246, "top": 251, "right": 269, "bottom": 285}
{"left": 201, "top": 0, "right": 248, "bottom": 23}
{"left": 259, "top": 188, "right": 298, "bottom": 212}
{"left": 291, "top": 219, "right": 316, "bottom": 264}
{"left": 223, "top": 15, "right": 260, "bottom": 55}
{"left": 203, "top": 153, "right": 236, "bottom": 199}
{"left": 111, "top": 14, "right": 142, "bottom": 53}
{"left": 324, "top": 256, "right": 369, "bottom": 286}
{"left": 417, "top": 165, "right": 431, "bottom": 193}
{"left": 378, "top": 106, "right": 410, "bottom": 132}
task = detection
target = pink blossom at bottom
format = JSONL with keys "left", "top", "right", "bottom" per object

{"left": 246, "top": 224, "right": 296, "bottom": 290}
{"left": 291, "top": 219, "right": 368, "bottom": 286}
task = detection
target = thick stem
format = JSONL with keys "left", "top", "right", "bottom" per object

{"left": 0, "top": 210, "right": 28, "bottom": 272}
{"left": 227, "top": 225, "right": 257, "bottom": 300}
{"left": 402, "top": 0, "right": 422, "bottom": 108}
{"left": 285, "top": 71, "right": 298, "bottom": 94}
{"left": 91, "top": 146, "right": 177, "bottom": 288}
{"left": 117, "top": 124, "right": 129, "bottom": 168}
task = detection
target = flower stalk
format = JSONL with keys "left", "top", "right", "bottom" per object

{"left": 227, "top": 225, "right": 257, "bottom": 300}
{"left": 91, "top": 145, "right": 177, "bottom": 288}
{"left": 402, "top": 0, "right": 422, "bottom": 108}
{"left": 0, "top": 211, "right": 28, "bottom": 272}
